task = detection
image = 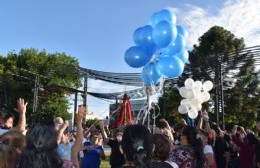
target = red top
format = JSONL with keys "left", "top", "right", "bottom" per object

{"left": 232, "top": 135, "right": 255, "bottom": 168}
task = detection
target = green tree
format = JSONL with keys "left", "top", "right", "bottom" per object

{"left": 185, "top": 26, "right": 259, "bottom": 130}
{"left": 224, "top": 56, "right": 260, "bottom": 130}
{"left": 157, "top": 86, "right": 185, "bottom": 131}
{"left": 158, "top": 26, "right": 259, "bottom": 130}
{"left": 0, "top": 48, "right": 82, "bottom": 126}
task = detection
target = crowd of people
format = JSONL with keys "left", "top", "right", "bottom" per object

{"left": 0, "top": 98, "right": 260, "bottom": 168}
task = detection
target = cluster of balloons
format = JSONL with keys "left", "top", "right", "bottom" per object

{"left": 178, "top": 78, "right": 213, "bottom": 119}
{"left": 124, "top": 8, "right": 189, "bottom": 86}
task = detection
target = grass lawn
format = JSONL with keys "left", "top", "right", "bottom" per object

{"left": 100, "top": 156, "right": 110, "bottom": 168}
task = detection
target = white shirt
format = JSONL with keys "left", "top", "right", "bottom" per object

{"left": 165, "top": 161, "right": 179, "bottom": 168}
{"left": 0, "top": 128, "right": 9, "bottom": 136}
{"left": 204, "top": 144, "right": 213, "bottom": 154}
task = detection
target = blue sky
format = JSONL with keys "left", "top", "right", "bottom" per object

{"left": 1, "top": 0, "right": 259, "bottom": 118}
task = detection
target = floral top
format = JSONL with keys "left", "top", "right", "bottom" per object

{"left": 169, "top": 146, "right": 196, "bottom": 168}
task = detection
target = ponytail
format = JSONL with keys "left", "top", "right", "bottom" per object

{"left": 121, "top": 125, "right": 153, "bottom": 168}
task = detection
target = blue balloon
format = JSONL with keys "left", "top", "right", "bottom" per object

{"left": 133, "top": 25, "right": 157, "bottom": 56}
{"left": 124, "top": 46, "right": 151, "bottom": 68}
{"left": 149, "top": 12, "right": 160, "bottom": 27}
{"left": 141, "top": 63, "right": 161, "bottom": 86}
{"left": 152, "top": 21, "right": 177, "bottom": 48}
{"left": 177, "top": 25, "right": 188, "bottom": 39}
{"left": 157, "top": 56, "right": 184, "bottom": 78}
{"left": 149, "top": 9, "right": 177, "bottom": 27}
{"left": 160, "top": 33, "right": 186, "bottom": 56}
{"left": 176, "top": 49, "right": 189, "bottom": 63}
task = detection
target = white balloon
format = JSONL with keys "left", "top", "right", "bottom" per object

{"left": 190, "top": 98, "right": 200, "bottom": 106}
{"left": 188, "top": 108, "right": 198, "bottom": 119}
{"left": 185, "top": 78, "right": 194, "bottom": 89}
{"left": 180, "top": 99, "right": 190, "bottom": 105}
{"left": 178, "top": 105, "right": 188, "bottom": 114}
{"left": 186, "top": 89, "right": 196, "bottom": 99}
{"left": 179, "top": 87, "right": 187, "bottom": 98}
{"left": 203, "top": 80, "right": 213, "bottom": 92}
{"left": 194, "top": 81, "right": 203, "bottom": 90}
{"left": 193, "top": 103, "right": 202, "bottom": 111}
{"left": 196, "top": 91, "right": 204, "bottom": 103}
{"left": 201, "top": 91, "right": 210, "bottom": 102}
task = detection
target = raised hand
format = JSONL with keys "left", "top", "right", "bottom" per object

{"left": 79, "top": 106, "right": 87, "bottom": 116}
{"left": 98, "top": 120, "right": 105, "bottom": 129}
{"left": 17, "top": 98, "right": 28, "bottom": 114}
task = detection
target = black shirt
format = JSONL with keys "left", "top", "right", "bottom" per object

{"left": 108, "top": 139, "right": 125, "bottom": 168}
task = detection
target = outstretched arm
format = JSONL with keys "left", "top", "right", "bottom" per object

{"left": 56, "top": 120, "right": 69, "bottom": 144}
{"left": 71, "top": 106, "right": 87, "bottom": 166}
{"left": 14, "top": 98, "right": 28, "bottom": 134}
{"left": 196, "top": 112, "right": 203, "bottom": 131}
{"left": 99, "top": 120, "right": 109, "bottom": 143}
{"left": 203, "top": 111, "right": 211, "bottom": 132}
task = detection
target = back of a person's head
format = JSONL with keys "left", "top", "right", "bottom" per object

{"left": 17, "top": 124, "right": 62, "bottom": 168}
{"left": 152, "top": 134, "right": 170, "bottom": 161}
{"left": 157, "top": 120, "right": 167, "bottom": 129}
{"left": 182, "top": 125, "right": 198, "bottom": 144}
{"left": 182, "top": 125, "right": 205, "bottom": 168}
{"left": 3, "top": 113, "right": 14, "bottom": 121}
{"left": 0, "top": 130, "right": 25, "bottom": 168}
{"left": 211, "top": 122, "right": 222, "bottom": 136}
{"left": 247, "top": 132, "right": 257, "bottom": 145}
{"left": 0, "top": 143, "right": 16, "bottom": 168}
{"left": 122, "top": 124, "right": 153, "bottom": 168}
{"left": 223, "top": 133, "right": 232, "bottom": 143}
{"left": 1, "top": 130, "right": 25, "bottom": 150}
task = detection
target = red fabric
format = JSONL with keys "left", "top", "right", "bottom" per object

{"left": 116, "top": 96, "right": 132, "bottom": 126}
{"left": 110, "top": 95, "right": 133, "bottom": 129}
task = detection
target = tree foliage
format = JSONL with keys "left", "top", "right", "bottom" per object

{"left": 158, "top": 26, "right": 259, "bottom": 131}
{"left": 156, "top": 87, "right": 186, "bottom": 131}
{"left": 0, "top": 48, "right": 82, "bottom": 126}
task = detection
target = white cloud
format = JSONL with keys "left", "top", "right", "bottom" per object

{"left": 175, "top": 0, "right": 260, "bottom": 48}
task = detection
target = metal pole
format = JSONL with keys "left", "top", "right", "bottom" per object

{"left": 163, "top": 85, "right": 166, "bottom": 117}
{"left": 219, "top": 59, "right": 225, "bottom": 130}
{"left": 32, "top": 75, "right": 39, "bottom": 125}
{"left": 146, "top": 87, "right": 150, "bottom": 129}
{"left": 83, "top": 75, "right": 88, "bottom": 107}
{"left": 215, "top": 54, "right": 220, "bottom": 126}
{"left": 153, "top": 106, "right": 156, "bottom": 134}
{"left": 74, "top": 92, "right": 78, "bottom": 129}
{"left": 83, "top": 75, "right": 88, "bottom": 123}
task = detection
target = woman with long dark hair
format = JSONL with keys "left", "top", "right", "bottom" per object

{"left": 169, "top": 125, "right": 205, "bottom": 168}
{"left": 121, "top": 124, "right": 153, "bottom": 168}
{"left": 17, "top": 124, "right": 63, "bottom": 168}
{"left": 151, "top": 134, "right": 178, "bottom": 168}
